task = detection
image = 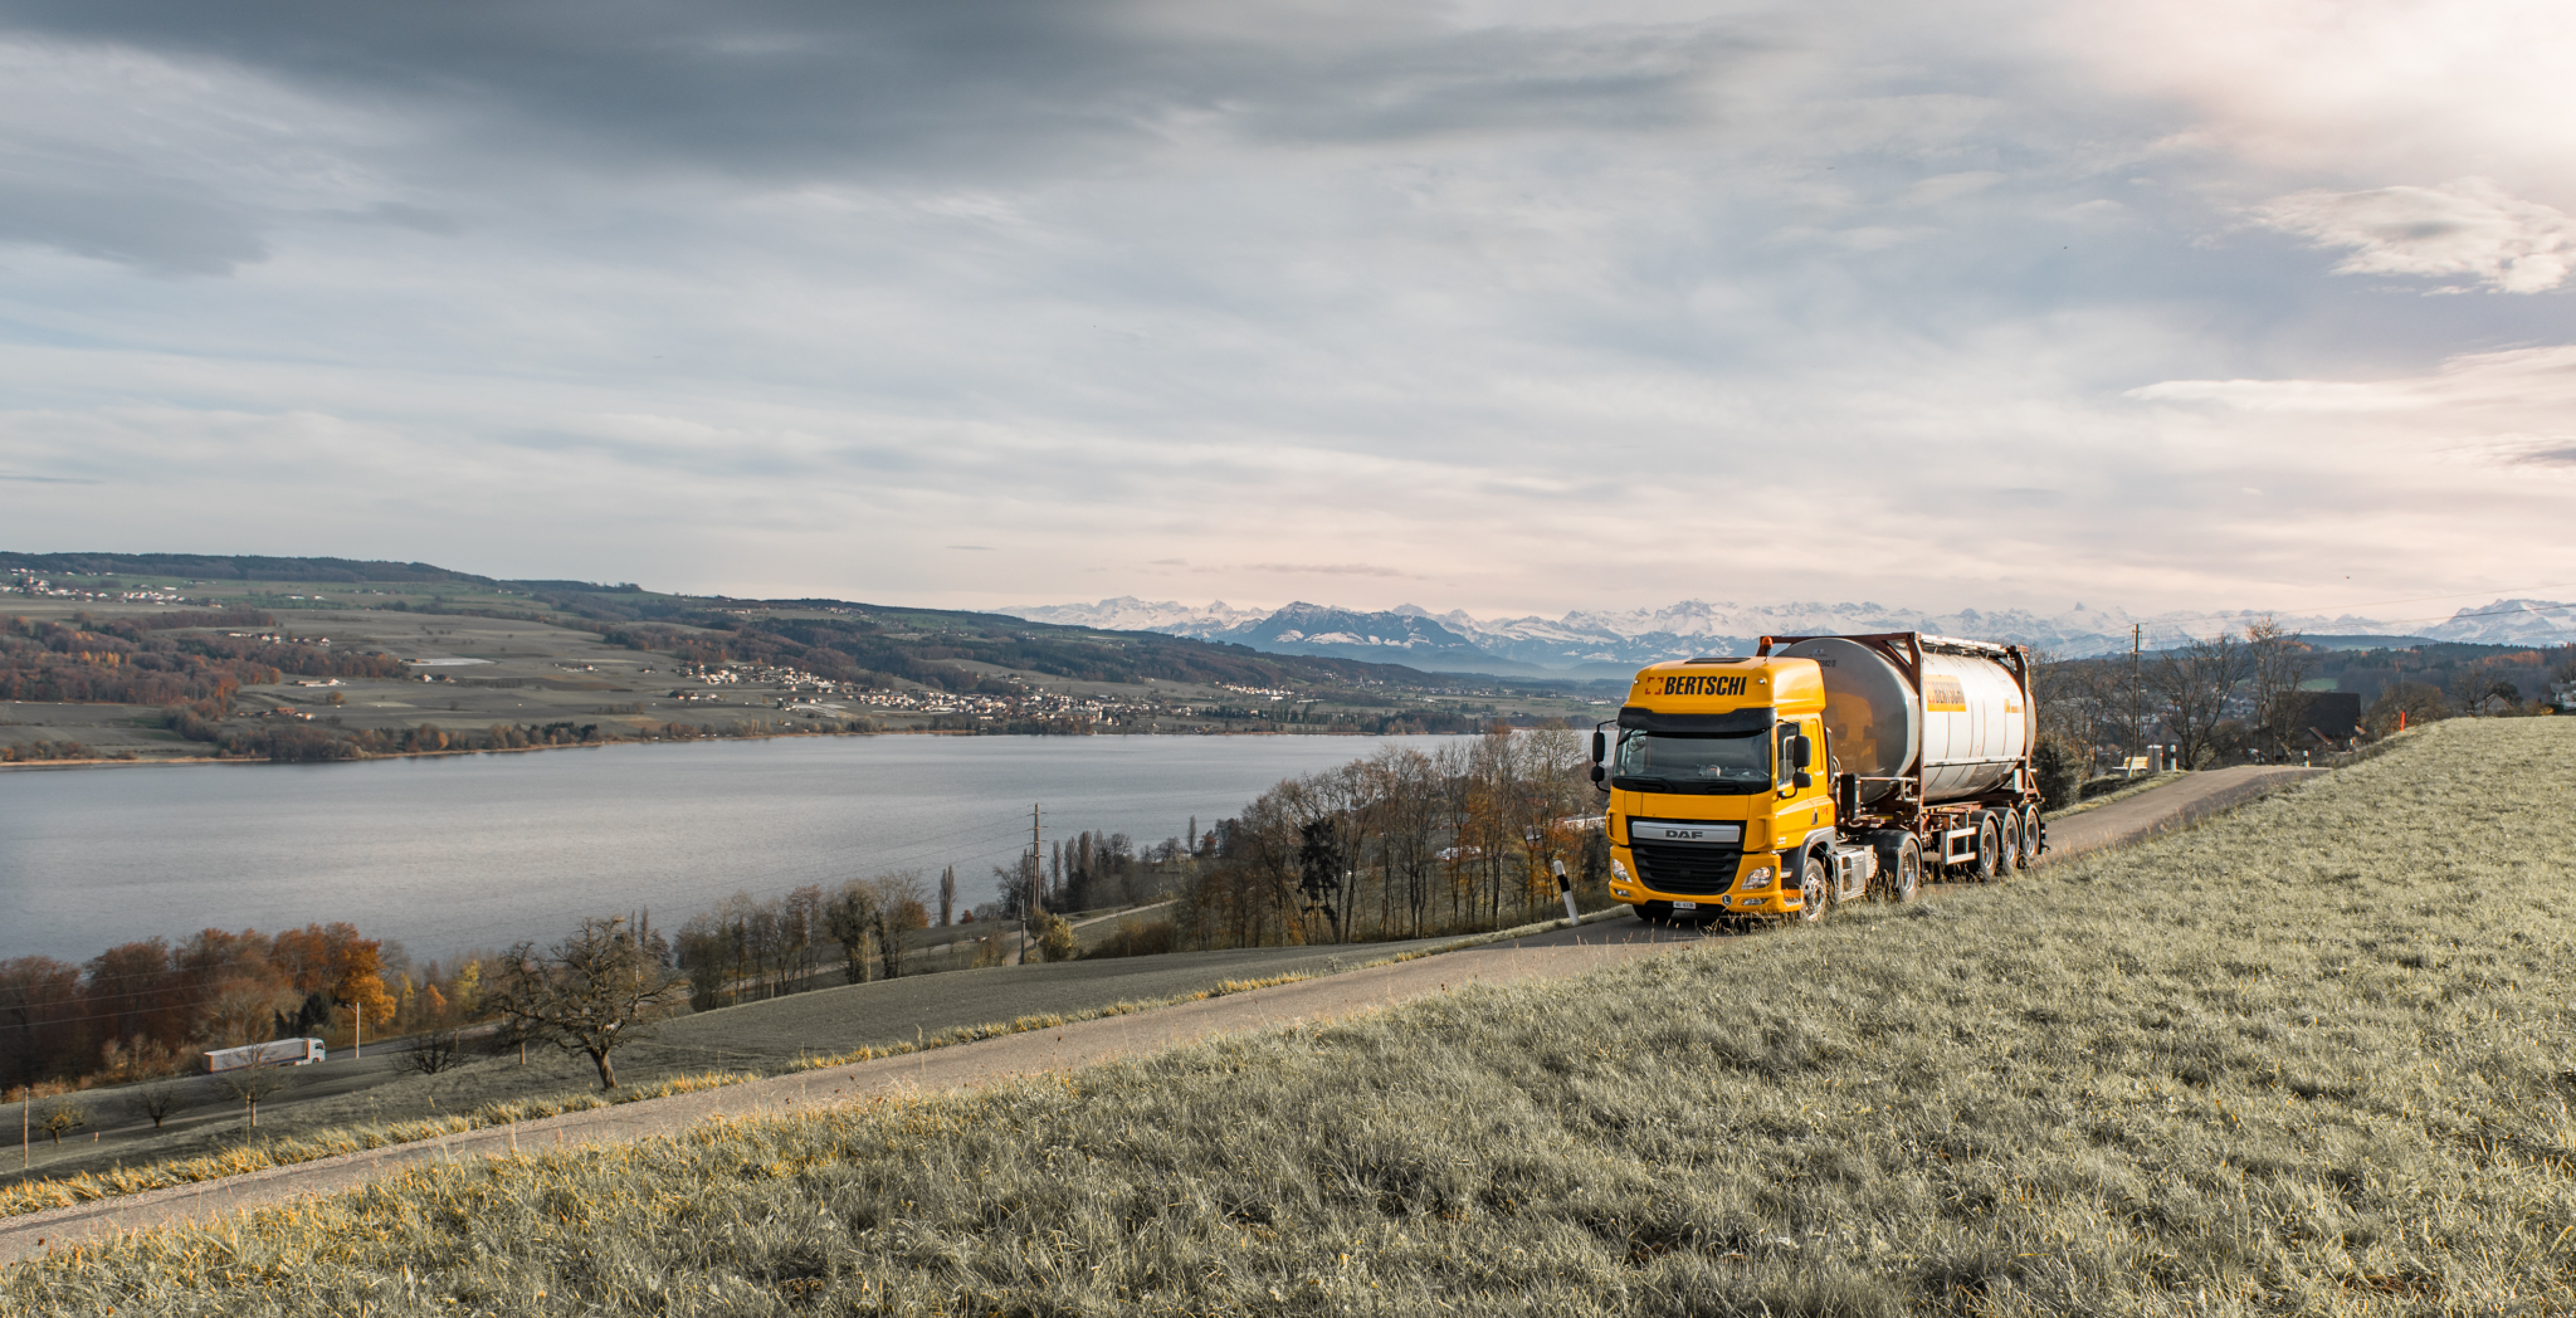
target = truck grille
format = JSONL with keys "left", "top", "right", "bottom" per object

{"left": 1630, "top": 842, "right": 1745, "bottom": 896}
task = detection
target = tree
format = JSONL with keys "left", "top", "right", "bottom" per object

{"left": 400, "top": 1031, "right": 466, "bottom": 1076}
{"left": 2244, "top": 616, "right": 2317, "bottom": 750}
{"left": 1296, "top": 816, "right": 1346, "bottom": 941}
{"left": 2148, "top": 631, "right": 2254, "bottom": 769}
{"left": 38, "top": 1090, "right": 88, "bottom": 1143}
{"left": 1034, "top": 912, "right": 1078, "bottom": 963}
{"left": 129, "top": 1075, "right": 191, "bottom": 1129}
{"left": 821, "top": 881, "right": 879, "bottom": 985}
{"left": 937, "top": 866, "right": 956, "bottom": 927}
{"left": 863, "top": 872, "right": 931, "bottom": 977}
{"left": 2366, "top": 681, "right": 2451, "bottom": 738}
{"left": 216, "top": 1063, "right": 295, "bottom": 1128}
{"left": 491, "top": 917, "right": 686, "bottom": 1090}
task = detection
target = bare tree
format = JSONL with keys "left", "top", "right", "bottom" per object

{"left": 491, "top": 917, "right": 687, "bottom": 1090}
{"left": 2244, "top": 615, "right": 2317, "bottom": 750}
{"left": 399, "top": 1031, "right": 466, "bottom": 1075}
{"left": 215, "top": 1063, "right": 295, "bottom": 1128}
{"left": 129, "top": 1075, "right": 191, "bottom": 1130}
{"left": 863, "top": 872, "right": 931, "bottom": 978}
{"left": 2148, "top": 630, "right": 2254, "bottom": 769}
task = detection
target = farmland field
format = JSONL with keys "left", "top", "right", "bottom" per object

{"left": 8, "top": 717, "right": 2574, "bottom": 1314}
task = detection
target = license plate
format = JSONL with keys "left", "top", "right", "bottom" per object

{"left": 1671, "top": 901, "right": 1698, "bottom": 911}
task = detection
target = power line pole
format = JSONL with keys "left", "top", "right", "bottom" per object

{"left": 1021, "top": 802, "right": 1041, "bottom": 964}
{"left": 2129, "top": 623, "right": 2142, "bottom": 777}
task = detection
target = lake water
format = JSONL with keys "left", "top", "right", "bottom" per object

{"left": 0, "top": 735, "right": 1450, "bottom": 963}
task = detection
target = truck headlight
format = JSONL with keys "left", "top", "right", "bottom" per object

{"left": 1738, "top": 866, "right": 1774, "bottom": 890}
{"left": 1611, "top": 859, "right": 1631, "bottom": 882}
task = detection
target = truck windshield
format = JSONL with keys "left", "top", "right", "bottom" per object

{"left": 1612, "top": 729, "right": 1771, "bottom": 794}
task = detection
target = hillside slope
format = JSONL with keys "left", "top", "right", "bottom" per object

{"left": 8, "top": 717, "right": 2571, "bottom": 1312}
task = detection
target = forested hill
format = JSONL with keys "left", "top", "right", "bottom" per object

{"left": 1, "top": 552, "right": 490, "bottom": 585}
{"left": 519, "top": 586, "right": 1465, "bottom": 694}
{"left": 0, "top": 551, "right": 1511, "bottom": 695}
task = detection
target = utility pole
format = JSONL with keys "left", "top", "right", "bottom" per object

{"left": 2129, "top": 623, "right": 2143, "bottom": 778}
{"left": 1021, "top": 803, "right": 1041, "bottom": 964}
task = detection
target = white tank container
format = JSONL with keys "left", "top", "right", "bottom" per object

{"left": 1769, "top": 636, "right": 2030, "bottom": 805}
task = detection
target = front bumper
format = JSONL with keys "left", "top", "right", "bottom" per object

{"left": 1612, "top": 850, "right": 1799, "bottom": 912}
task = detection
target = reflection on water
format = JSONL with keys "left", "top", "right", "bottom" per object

{"left": 0, "top": 734, "right": 1449, "bottom": 960}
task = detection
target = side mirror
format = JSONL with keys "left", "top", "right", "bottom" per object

{"left": 1792, "top": 734, "right": 1814, "bottom": 768}
{"left": 1589, "top": 765, "right": 1605, "bottom": 784}
{"left": 1794, "top": 771, "right": 1814, "bottom": 790}
{"left": 1591, "top": 731, "right": 1607, "bottom": 762}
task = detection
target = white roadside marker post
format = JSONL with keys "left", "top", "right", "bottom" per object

{"left": 1553, "top": 859, "right": 1579, "bottom": 928}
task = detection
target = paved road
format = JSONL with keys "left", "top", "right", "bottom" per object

{"left": 2041, "top": 765, "right": 2321, "bottom": 861}
{"left": 0, "top": 766, "right": 2322, "bottom": 1266}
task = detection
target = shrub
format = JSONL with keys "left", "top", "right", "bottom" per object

{"left": 1033, "top": 913, "right": 1078, "bottom": 963}
{"left": 2031, "top": 734, "right": 2084, "bottom": 809}
{"left": 1084, "top": 919, "right": 1179, "bottom": 960}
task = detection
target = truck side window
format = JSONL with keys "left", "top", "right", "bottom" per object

{"left": 1776, "top": 723, "right": 1796, "bottom": 788}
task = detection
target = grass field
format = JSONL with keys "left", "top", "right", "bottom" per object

{"left": 0, "top": 937, "right": 1466, "bottom": 1201}
{"left": 9, "top": 717, "right": 2574, "bottom": 1314}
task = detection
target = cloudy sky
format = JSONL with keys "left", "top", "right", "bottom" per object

{"left": 2, "top": 0, "right": 2570, "bottom": 623}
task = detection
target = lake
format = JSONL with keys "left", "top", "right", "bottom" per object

{"left": 0, "top": 734, "right": 1453, "bottom": 963}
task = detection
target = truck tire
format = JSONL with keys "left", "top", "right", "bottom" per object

{"left": 2015, "top": 804, "right": 2043, "bottom": 869}
{"left": 1998, "top": 811, "right": 2022, "bottom": 876}
{"left": 1868, "top": 831, "right": 1922, "bottom": 903}
{"left": 1970, "top": 814, "right": 2002, "bottom": 883}
{"left": 1796, "top": 851, "right": 1830, "bottom": 922}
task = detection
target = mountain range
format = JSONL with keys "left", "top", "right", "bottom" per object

{"left": 1000, "top": 596, "right": 2576, "bottom": 677}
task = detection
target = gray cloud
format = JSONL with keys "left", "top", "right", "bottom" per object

{"left": 0, "top": 170, "right": 267, "bottom": 275}
{"left": 0, "top": 2, "right": 1746, "bottom": 182}
{"left": 0, "top": 1, "right": 2568, "bottom": 619}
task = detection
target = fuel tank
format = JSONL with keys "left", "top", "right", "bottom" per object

{"left": 1767, "top": 635, "right": 2030, "bottom": 805}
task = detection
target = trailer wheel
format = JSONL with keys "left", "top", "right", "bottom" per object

{"left": 1796, "top": 851, "right": 1830, "bottom": 922}
{"left": 2014, "top": 804, "right": 2043, "bottom": 869}
{"left": 1997, "top": 811, "right": 2022, "bottom": 878}
{"left": 1970, "top": 814, "right": 2002, "bottom": 883}
{"left": 1870, "top": 831, "right": 1921, "bottom": 903}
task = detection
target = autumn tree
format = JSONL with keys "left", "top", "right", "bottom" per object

{"left": 39, "top": 1090, "right": 88, "bottom": 1144}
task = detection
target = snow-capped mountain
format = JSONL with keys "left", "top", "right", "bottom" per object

{"left": 1221, "top": 603, "right": 1516, "bottom": 669}
{"left": 997, "top": 595, "right": 2575, "bottom": 676}
{"left": 1003, "top": 597, "right": 1266, "bottom": 636}
{"left": 2419, "top": 598, "right": 2576, "bottom": 646}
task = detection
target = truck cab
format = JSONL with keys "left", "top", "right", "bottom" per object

{"left": 1600, "top": 656, "right": 1840, "bottom": 919}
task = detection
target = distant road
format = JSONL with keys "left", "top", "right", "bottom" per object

{"left": 0, "top": 766, "right": 2322, "bottom": 1267}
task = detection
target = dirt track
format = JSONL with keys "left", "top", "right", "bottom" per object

{"left": 0, "top": 765, "right": 2323, "bottom": 1266}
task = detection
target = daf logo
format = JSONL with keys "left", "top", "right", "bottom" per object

{"left": 1629, "top": 820, "right": 1743, "bottom": 846}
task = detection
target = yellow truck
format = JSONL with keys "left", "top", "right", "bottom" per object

{"left": 1592, "top": 632, "right": 2042, "bottom": 922}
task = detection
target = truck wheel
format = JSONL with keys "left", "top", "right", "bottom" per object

{"left": 1865, "top": 830, "right": 1920, "bottom": 902}
{"left": 2015, "top": 804, "right": 2043, "bottom": 869}
{"left": 1888, "top": 833, "right": 1922, "bottom": 902}
{"left": 1971, "top": 814, "right": 2002, "bottom": 883}
{"left": 1998, "top": 811, "right": 2022, "bottom": 876}
{"left": 1796, "top": 852, "right": 1830, "bottom": 922}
